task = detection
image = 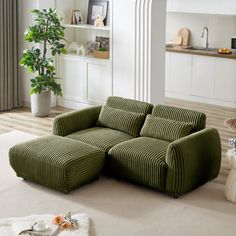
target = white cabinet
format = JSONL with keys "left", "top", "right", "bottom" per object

{"left": 166, "top": 0, "right": 173, "bottom": 12}
{"left": 169, "top": 53, "right": 192, "bottom": 95}
{"left": 218, "top": 0, "right": 236, "bottom": 15}
{"left": 165, "top": 52, "right": 236, "bottom": 108}
{"left": 58, "top": 56, "right": 85, "bottom": 102}
{"left": 167, "top": 0, "right": 236, "bottom": 15}
{"left": 214, "top": 58, "right": 236, "bottom": 102}
{"left": 170, "top": 0, "right": 196, "bottom": 13}
{"left": 192, "top": 55, "right": 215, "bottom": 98}
{"left": 55, "top": 0, "right": 112, "bottom": 108}
{"left": 165, "top": 52, "right": 171, "bottom": 91}
{"left": 58, "top": 55, "right": 112, "bottom": 105}
{"left": 87, "top": 63, "right": 112, "bottom": 103}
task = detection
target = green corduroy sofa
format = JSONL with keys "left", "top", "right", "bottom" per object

{"left": 52, "top": 96, "right": 221, "bottom": 197}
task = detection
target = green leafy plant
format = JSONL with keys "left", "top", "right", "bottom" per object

{"left": 20, "top": 8, "right": 66, "bottom": 96}
{"left": 99, "top": 47, "right": 107, "bottom": 52}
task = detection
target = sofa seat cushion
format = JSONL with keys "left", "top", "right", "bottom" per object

{"left": 66, "top": 127, "right": 134, "bottom": 153}
{"left": 97, "top": 105, "right": 146, "bottom": 137}
{"left": 107, "top": 137, "right": 170, "bottom": 191}
{"left": 9, "top": 135, "right": 105, "bottom": 193}
{"left": 141, "top": 115, "right": 193, "bottom": 142}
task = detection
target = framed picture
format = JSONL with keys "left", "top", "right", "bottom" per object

{"left": 87, "top": 0, "right": 109, "bottom": 25}
{"left": 86, "top": 41, "right": 100, "bottom": 54}
{"left": 95, "top": 36, "right": 110, "bottom": 51}
{"left": 71, "top": 10, "right": 84, "bottom": 25}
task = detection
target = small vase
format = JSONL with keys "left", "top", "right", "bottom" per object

{"left": 31, "top": 91, "right": 51, "bottom": 117}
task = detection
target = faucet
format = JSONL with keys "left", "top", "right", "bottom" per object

{"left": 201, "top": 26, "right": 209, "bottom": 49}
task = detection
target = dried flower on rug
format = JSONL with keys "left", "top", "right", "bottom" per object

{"left": 52, "top": 212, "right": 79, "bottom": 230}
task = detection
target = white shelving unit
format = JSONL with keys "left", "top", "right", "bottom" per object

{"left": 63, "top": 23, "right": 110, "bottom": 31}
{"left": 55, "top": 0, "right": 112, "bottom": 107}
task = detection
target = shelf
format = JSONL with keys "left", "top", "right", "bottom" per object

{"left": 59, "top": 53, "right": 111, "bottom": 64}
{"left": 63, "top": 24, "right": 110, "bottom": 31}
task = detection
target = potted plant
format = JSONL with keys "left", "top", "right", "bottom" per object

{"left": 20, "top": 8, "right": 66, "bottom": 117}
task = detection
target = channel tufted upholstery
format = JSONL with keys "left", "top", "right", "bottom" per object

{"left": 9, "top": 96, "right": 221, "bottom": 197}
{"left": 106, "top": 96, "right": 153, "bottom": 114}
{"left": 9, "top": 136, "right": 105, "bottom": 193}
{"left": 107, "top": 137, "right": 170, "bottom": 192}
{"left": 66, "top": 127, "right": 134, "bottom": 153}
{"left": 152, "top": 105, "right": 206, "bottom": 133}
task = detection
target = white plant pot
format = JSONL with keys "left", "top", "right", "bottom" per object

{"left": 31, "top": 91, "right": 51, "bottom": 117}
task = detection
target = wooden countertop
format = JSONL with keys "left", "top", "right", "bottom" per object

{"left": 166, "top": 45, "right": 236, "bottom": 59}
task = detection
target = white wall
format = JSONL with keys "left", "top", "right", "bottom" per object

{"left": 113, "top": 0, "right": 166, "bottom": 105}
{"left": 166, "top": 12, "right": 236, "bottom": 48}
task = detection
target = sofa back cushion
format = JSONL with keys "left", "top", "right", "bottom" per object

{"left": 140, "top": 115, "right": 193, "bottom": 142}
{"left": 106, "top": 96, "right": 153, "bottom": 115}
{"left": 97, "top": 105, "right": 146, "bottom": 137}
{"left": 97, "top": 96, "right": 153, "bottom": 137}
{"left": 152, "top": 105, "right": 206, "bottom": 133}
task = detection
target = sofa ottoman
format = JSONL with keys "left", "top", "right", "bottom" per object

{"left": 9, "top": 135, "right": 105, "bottom": 193}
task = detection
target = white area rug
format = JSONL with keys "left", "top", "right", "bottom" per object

{"left": 1, "top": 130, "right": 236, "bottom": 236}
{"left": 0, "top": 213, "right": 89, "bottom": 236}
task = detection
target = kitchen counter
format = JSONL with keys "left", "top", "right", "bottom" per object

{"left": 166, "top": 45, "right": 236, "bottom": 59}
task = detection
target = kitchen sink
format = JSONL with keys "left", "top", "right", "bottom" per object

{"left": 183, "top": 46, "right": 217, "bottom": 51}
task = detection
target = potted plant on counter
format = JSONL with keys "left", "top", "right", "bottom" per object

{"left": 20, "top": 8, "right": 66, "bottom": 117}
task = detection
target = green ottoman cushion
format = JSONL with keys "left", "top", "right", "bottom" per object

{"left": 107, "top": 137, "right": 170, "bottom": 192}
{"left": 9, "top": 135, "right": 105, "bottom": 193}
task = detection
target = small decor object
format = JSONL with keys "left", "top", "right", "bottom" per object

{"left": 225, "top": 118, "right": 236, "bottom": 130}
{"left": 177, "top": 28, "right": 190, "bottom": 46}
{"left": 71, "top": 10, "right": 84, "bottom": 24}
{"left": 224, "top": 118, "right": 236, "bottom": 154}
{"left": 77, "top": 44, "right": 87, "bottom": 56}
{"left": 20, "top": 9, "right": 66, "bottom": 117}
{"left": 218, "top": 47, "right": 232, "bottom": 54}
{"left": 95, "top": 36, "right": 110, "bottom": 51}
{"left": 86, "top": 41, "right": 100, "bottom": 54}
{"left": 93, "top": 47, "right": 109, "bottom": 59}
{"left": 225, "top": 149, "right": 236, "bottom": 203}
{"left": 87, "top": 0, "right": 109, "bottom": 25}
{"left": 94, "top": 15, "right": 105, "bottom": 27}
{"left": 67, "top": 42, "right": 80, "bottom": 54}
{"left": 52, "top": 212, "right": 79, "bottom": 230}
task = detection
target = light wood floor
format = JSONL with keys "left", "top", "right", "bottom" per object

{"left": 0, "top": 98, "right": 235, "bottom": 184}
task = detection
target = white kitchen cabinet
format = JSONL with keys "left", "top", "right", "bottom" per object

{"left": 214, "top": 58, "right": 236, "bottom": 102}
{"left": 166, "top": 0, "right": 173, "bottom": 12}
{"left": 167, "top": 0, "right": 236, "bottom": 15}
{"left": 58, "top": 56, "right": 85, "bottom": 102}
{"left": 87, "top": 63, "right": 112, "bottom": 103}
{"left": 165, "top": 52, "right": 171, "bottom": 91}
{"left": 169, "top": 53, "right": 192, "bottom": 95}
{"left": 191, "top": 55, "right": 215, "bottom": 98}
{"left": 218, "top": 0, "right": 236, "bottom": 15}
{"left": 194, "top": 0, "right": 219, "bottom": 14}
{"left": 170, "top": 0, "right": 196, "bottom": 13}
{"left": 165, "top": 52, "right": 236, "bottom": 108}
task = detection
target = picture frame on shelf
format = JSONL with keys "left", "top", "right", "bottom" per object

{"left": 87, "top": 0, "right": 109, "bottom": 26}
{"left": 71, "top": 10, "right": 84, "bottom": 24}
{"left": 86, "top": 41, "right": 101, "bottom": 54}
{"left": 95, "top": 36, "right": 110, "bottom": 51}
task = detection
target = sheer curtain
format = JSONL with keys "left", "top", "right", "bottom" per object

{"left": 0, "top": 0, "right": 21, "bottom": 111}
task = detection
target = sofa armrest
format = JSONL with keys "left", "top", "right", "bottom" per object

{"left": 165, "top": 128, "right": 221, "bottom": 197}
{"left": 53, "top": 106, "right": 102, "bottom": 136}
